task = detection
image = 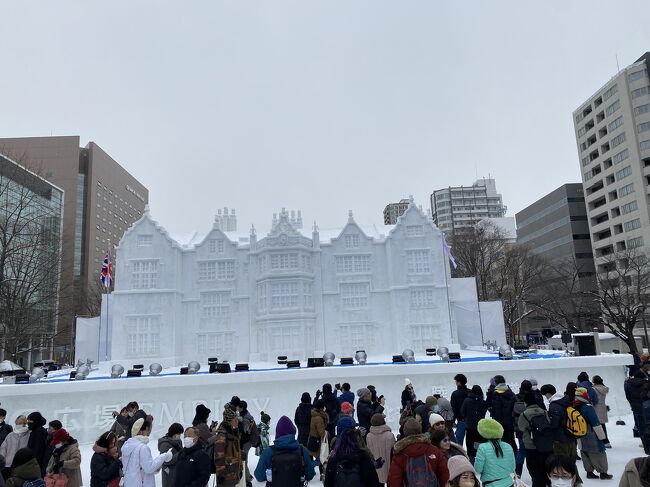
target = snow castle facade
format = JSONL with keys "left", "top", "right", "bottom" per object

{"left": 108, "top": 202, "right": 502, "bottom": 366}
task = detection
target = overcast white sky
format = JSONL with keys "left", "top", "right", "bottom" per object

{"left": 1, "top": 1, "right": 649, "bottom": 235}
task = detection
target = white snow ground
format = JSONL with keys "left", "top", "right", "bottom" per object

{"left": 78, "top": 414, "right": 645, "bottom": 486}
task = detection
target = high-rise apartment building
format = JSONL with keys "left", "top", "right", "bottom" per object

{"left": 430, "top": 178, "right": 506, "bottom": 233}
{"left": 0, "top": 153, "right": 64, "bottom": 367}
{"left": 573, "top": 53, "right": 650, "bottom": 273}
{"left": 383, "top": 198, "right": 411, "bottom": 225}
{"left": 0, "top": 136, "right": 149, "bottom": 360}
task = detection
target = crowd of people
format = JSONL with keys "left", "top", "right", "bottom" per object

{"left": 0, "top": 360, "right": 647, "bottom": 486}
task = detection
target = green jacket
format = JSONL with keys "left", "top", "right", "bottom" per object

{"left": 517, "top": 404, "right": 548, "bottom": 450}
{"left": 6, "top": 458, "right": 41, "bottom": 487}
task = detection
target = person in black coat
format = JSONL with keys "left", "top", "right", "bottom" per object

{"left": 125, "top": 402, "right": 147, "bottom": 439}
{"left": 0, "top": 409, "right": 13, "bottom": 447}
{"left": 450, "top": 373, "right": 470, "bottom": 445}
{"left": 460, "top": 385, "right": 487, "bottom": 461}
{"left": 625, "top": 371, "right": 649, "bottom": 437}
{"left": 356, "top": 388, "right": 384, "bottom": 435}
{"left": 294, "top": 392, "right": 313, "bottom": 448}
{"left": 324, "top": 427, "right": 381, "bottom": 487}
{"left": 488, "top": 375, "right": 517, "bottom": 453}
{"left": 174, "top": 427, "right": 210, "bottom": 487}
{"left": 26, "top": 412, "right": 48, "bottom": 475}
{"left": 317, "top": 384, "right": 340, "bottom": 441}
{"left": 90, "top": 431, "right": 121, "bottom": 487}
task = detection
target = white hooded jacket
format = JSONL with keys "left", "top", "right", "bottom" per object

{"left": 0, "top": 424, "right": 30, "bottom": 466}
{"left": 121, "top": 436, "right": 168, "bottom": 487}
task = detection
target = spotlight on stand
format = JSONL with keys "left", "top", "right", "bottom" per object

{"left": 402, "top": 349, "right": 415, "bottom": 363}
{"left": 323, "top": 352, "right": 335, "bottom": 367}
{"left": 111, "top": 364, "right": 125, "bottom": 378}
{"left": 76, "top": 365, "right": 90, "bottom": 380}
{"left": 340, "top": 357, "right": 354, "bottom": 365}
{"left": 425, "top": 348, "right": 437, "bottom": 357}
{"left": 355, "top": 350, "right": 367, "bottom": 365}
{"left": 498, "top": 345, "right": 513, "bottom": 360}
{"left": 149, "top": 363, "right": 163, "bottom": 376}
{"left": 188, "top": 361, "right": 200, "bottom": 374}
{"left": 31, "top": 367, "right": 45, "bottom": 381}
{"left": 277, "top": 355, "right": 288, "bottom": 365}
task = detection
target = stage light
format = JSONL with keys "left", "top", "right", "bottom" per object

{"left": 437, "top": 347, "right": 449, "bottom": 358}
{"left": 392, "top": 355, "right": 406, "bottom": 363}
{"left": 132, "top": 364, "right": 144, "bottom": 371}
{"left": 498, "top": 345, "right": 513, "bottom": 360}
{"left": 286, "top": 360, "right": 300, "bottom": 368}
{"left": 340, "top": 357, "right": 354, "bottom": 365}
{"left": 355, "top": 350, "right": 367, "bottom": 365}
{"left": 111, "top": 364, "right": 125, "bottom": 378}
{"left": 307, "top": 358, "right": 324, "bottom": 368}
{"left": 208, "top": 357, "right": 219, "bottom": 365}
{"left": 425, "top": 348, "right": 437, "bottom": 356}
{"left": 277, "top": 355, "right": 288, "bottom": 365}
{"left": 448, "top": 352, "right": 461, "bottom": 362}
{"left": 235, "top": 363, "right": 249, "bottom": 372}
{"left": 126, "top": 369, "right": 142, "bottom": 377}
{"left": 188, "top": 361, "right": 200, "bottom": 374}
{"left": 31, "top": 367, "right": 45, "bottom": 381}
{"left": 402, "top": 349, "right": 415, "bottom": 363}
{"left": 149, "top": 363, "right": 163, "bottom": 376}
{"left": 323, "top": 352, "right": 335, "bottom": 366}
{"left": 76, "top": 365, "right": 90, "bottom": 380}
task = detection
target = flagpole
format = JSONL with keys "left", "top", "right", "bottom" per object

{"left": 105, "top": 247, "right": 111, "bottom": 362}
{"left": 441, "top": 234, "right": 455, "bottom": 343}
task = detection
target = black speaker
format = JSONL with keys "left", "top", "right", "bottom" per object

{"left": 392, "top": 355, "right": 405, "bottom": 363}
{"left": 215, "top": 363, "right": 231, "bottom": 374}
{"left": 179, "top": 367, "right": 189, "bottom": 375}
{"left": 132, "top": 364, "right": 144, "bottom": 371}
{"left": 307, "top": 357, "right": 324, "bottom": 368}
{"left": 235, "top": 363, "right": 249, "bottom": 372}
{"left": 208, "top": 357, "right": 219, "bottom": 365}
{"left": 340, "top": 357, "right": 354, "bottom": 365}
{"left": 287, "top": 360, "right": 300, "bottom": 368}
{"left": 448, "top": 352, "right": 461, "bottom": 362}
{"left": 425, "top": 348, "right": 437, "bottom": 356}
{"left": 574, "top": 335, "right": 597, "bottom": 356}
{"left": 277, "top": 355, "right": 288, "bottom": 364}
{"left": 127, "top": 369, "right": 142, "bottom": 377}
{"left": 561, "top": 331, "right": 572, "bottom": 344}
{"left": 69, "top": 371, "right": 77, "bottom": 381}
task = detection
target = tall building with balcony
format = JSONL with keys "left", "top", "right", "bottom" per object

{"left": 383, "top": 199, "right": 411, "bottom": 225}
{"left": 0, "top": 136, "right": 149, "bottom": 360}
{"left": 573, "top": 53, "right": 650, "bottom": 273}
{"left": 430, "top": 178, "right": 507, "bottom": 234}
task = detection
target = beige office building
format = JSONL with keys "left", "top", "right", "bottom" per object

{"left": 573, "top": 53, "right": 650, "bottom": 273}
{"left": 0, "top": 136, "right": 149, "bottom": 360}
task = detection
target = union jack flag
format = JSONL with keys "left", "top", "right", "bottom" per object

{"left": 100, "top": 251, "right": 113, "bottom": 289}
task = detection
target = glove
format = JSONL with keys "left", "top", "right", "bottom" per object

{"left": 163, "top": 449, "right": 173, "bottom": 462}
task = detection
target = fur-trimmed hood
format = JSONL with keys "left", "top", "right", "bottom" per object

{"left": 393, "top": 434, "right": 429, "bottom": 454}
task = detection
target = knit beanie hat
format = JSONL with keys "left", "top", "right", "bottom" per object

{"left": 50, "top": 428, "right": 69, "bottom": 446}
{"left": 370, "top": 414, "right": 385, "bottom": 427}
{"left": 223, "top": 404, "right": 237, "bottom": 423}
{"left": 11, "top": 448, "right": 35, "bottom": 469}
{"left": 429, "top": 413, "right": 445, "bottom": 426}
{"left": 403, "top": 418, "right": 422, "bottom": 437}
{"left": 275, "top": 416, "right": 296, "bottom": 438}
{"left": 574, "top": 387, "right": 590, "bottom": 405}
{"left": 357, "top": 387, "right": 370, "bottom": 399}
{"left": 477, "top": 418, "right": 504, "bottom": 440}
{"left": 131, "top": 418, "right": 145, "bottom": 437}
{"left": 341, "top": 402, "right": 354, "bottom": 415}
{"left": 448, "top": 455, "right": 477, "bottom": 481}
{"left": 300, "top": 392, "right": 312, "bottom": 404}
{"left": 336, "top": 416, "right": 358, "bottom": 437}
{"left": 425, "top": 396, "right": 437, "bottom": 407}
{"left": 194, "top": 404, "right": 211, "bottom": 423}
{"left": 261, "top": 412, "right": 271, "bottom": 424}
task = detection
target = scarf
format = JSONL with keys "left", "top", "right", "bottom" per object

{"left": 221, "top": 423, "right": 241, "bottom": 459}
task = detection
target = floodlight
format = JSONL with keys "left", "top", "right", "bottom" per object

{"left": 31, "top": 367, "right": 45, "bottom": 380}
{"left": 323, "top": 352, "right": 335, "bottom": 367}
{"left": 355, "top": 350, "right": 367, "bottom": 365}
{"left": 188, "top": 361, "right": 200, "bottom": 374}
{"left": 149, "top": 363, "right": 163, "bottom": 376}
{"left": 111, "top": 364, "right": 125, "bottom": 378}
{"left": 402, "top": 349, "right": 415, "bottom": 363}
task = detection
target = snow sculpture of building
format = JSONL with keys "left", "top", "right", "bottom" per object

{"left": 107, "top": 200, "right": 504, "bottom": 366}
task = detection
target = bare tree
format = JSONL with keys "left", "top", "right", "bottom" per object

{"left": 584, "top": 248, "right": 650, "bottom": 355}
{"left": 0, "top": 155, "right": 64, "bottom": 366}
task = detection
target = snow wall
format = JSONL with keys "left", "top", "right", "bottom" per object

{"left": 0, "top": 354, "right": 632, "bottom": 443}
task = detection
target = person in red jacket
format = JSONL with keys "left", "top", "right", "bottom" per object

{"left": 388, "top": 418, "right": 449, "bottom": 487}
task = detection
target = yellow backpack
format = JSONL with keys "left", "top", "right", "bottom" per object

{"left": 565, "top": 406, "right": 587, "bottom": 438}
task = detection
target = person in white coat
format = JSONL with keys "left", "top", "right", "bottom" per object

{"left": 0, "top": 416, "right": 30, "bottom": 476}
{"left": 121, "top": 418, "right": 172, "bottom": 487}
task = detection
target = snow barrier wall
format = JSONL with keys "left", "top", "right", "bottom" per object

{"left": 0, "top": 354, "right": 632, "bottom": 443}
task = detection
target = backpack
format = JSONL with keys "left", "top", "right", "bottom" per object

{"left": 335, "top": 459, "right": 362, "bottom": 487}
{"left": 24, "top": 480, "right": 46, "bottom": 487}
{"left": 512, "top": 399, "right": 526, "bottom": 432}
{"left": 524, "top": 412, "right": 555, "bottom": 452}
{"left": 565, "top": 406, "right": 587, "bottom": 438}
{"left": 405, "top": 453, "right": 438, "bottom": 487}
{"left": 270, "top": 446, "right": 305, "bottom": 487}
{"left": 248, "top": 417, "right": 260, "bottom": 448}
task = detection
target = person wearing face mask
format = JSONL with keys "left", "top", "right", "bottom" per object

{"left": 110, "top": 408, "right": 130, "bottom": 451}
{"left": 0, "top": 409, "right": 13, "bottom": 448}
{"left": 45, "top": 428, "right": 82, "bottom": 487}
{"left": 158, "top": 423, "right": 183, "bottom": 487}
{"left": 544, "top": 455, "right": 579, "bottom": 487}
{"left": 26, "top": 412, "right": 48, "bottom": 476}
{"left": 42, "top": 420, "right": 62, "bottom": 478}
{"left": 447, "top": 455, "right": 480, "bottom": 487}
{"left": 122, "top": 419, "right": 172, "bottom": 487}
{"left": 173, "top": 427, "right": 210, "bottom": 487}
{"left": 214, "top": 405, "right": 243, "bottom": 487}
{"left": 124, "top": 403, "right": 148, "bottom": 440}
{"left": 90, "top": 431, "right": 121, "bottom": 487}
{"left": 0, "top": 416, "right": 30, "bottom": 479}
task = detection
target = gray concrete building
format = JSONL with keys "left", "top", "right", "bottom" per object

{"left": 383, "top": 198, "right": 410, "bottom": 225}
{"left": 573, "top": 53, "right": 650, "bottom": 273}
{"left": 430, "top": 178, "right": 506, "bottom": 234}
{"left": 0, "top": 136, "right": 149, "bottom": 361}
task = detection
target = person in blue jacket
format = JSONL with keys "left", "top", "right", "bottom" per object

{"left": 254, "top": 416, "right": 315, "bottom": 485}
{"left": 576, "top": 372, "right": 598, "bottom": 405}
{"left": 574, "top": 387, "right": 611, "bottom": 480}
{"left": 336, "top": 383, "right": 355, "bottom": 407}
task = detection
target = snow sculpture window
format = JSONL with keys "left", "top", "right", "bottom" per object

{"left": 407, "top": 250, "right": 431, "bottom": 274}
{"left": 302, "top": 254, "right": 312, "bottom": 271}
{"left": 335, "top": 255, "right": 371, "bottom": 273}
{"left": 132, "top": 260, "right": 158, "bottom": 289}
{"left": 271, "top": 281, "right": 299, "bottom": 309}
{"left": 269, "top": 326, "right": 302, "bottom": 352}
{"left": 198, "top": 262, "right": 217, "bottom": 281}
{"left": 201, "top": 292, "right": 231, "bottom": 318}
{"left": 216, "top": 261, "right": 235, "bottom": 280}
{"left": 137, "top": 234, "right": 153, "bottom": 246}
{"left": 208, "top": 239, "right": 225, "bottom": 253}
{"left": 199, "top": 261, "right": 235, "bottom": 281}
{"left": 340, "top": 283, "right": 370, "bottom": 309}
{"left": 270, "top": 253, "right": 299, "bottom": 270}
{"left": 339, "top": 324, "right": 374, "bottom": 350}
{"left": 197, "top": 332, "right": 234, "bottom": 357}
{"left": 410, "top": 325, "right": 436, "bottom": 351}
{"left": 258, "top": 283, "right": 267, "bottom": 309}
{"left": 259, "top": 255, "right": 267, "bottom": 272}
{"left": 410, "top": 289, "right": 434, "bottom": 307}
{"left": 303, "top": 282, "right": 313, "bottom": 307}
{"left": 344, "top": 234, "right": 360, "bottom": 248}
{"left": 406, "top": 225, "right": 424, "bottom": 237}
{"left": 126, "top": 316, "right": 160, "bottom": 357}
